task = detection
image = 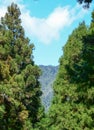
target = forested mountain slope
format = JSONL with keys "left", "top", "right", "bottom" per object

{"left": 39, "top": 65, "right": 58, "bottom": 111}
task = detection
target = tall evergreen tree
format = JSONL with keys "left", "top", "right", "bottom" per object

{"left": 44, "top": 22, "right": 88, "bottom": 130}
{"left": 44, "top": 11, "right": 94, "bottom": 130}
{"left": 0, "top": 3, "right": 44, "bottom": 130}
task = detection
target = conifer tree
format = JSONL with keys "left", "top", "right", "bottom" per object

{"left": 44, "top": 22, "right": 88, "bottom": 130}
{"left": 0, "top": 3, "right": 44, "bottom": 130}
{"left": 45, "top": 11, "right": 94, "bottom": 130}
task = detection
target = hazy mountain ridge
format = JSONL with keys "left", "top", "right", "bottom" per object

{"left": 39, "top": 65, "right": 58, "bottom": 111}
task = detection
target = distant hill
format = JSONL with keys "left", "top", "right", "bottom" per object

{"left": 39, "top": 65, "right": 58, "bottom": 111}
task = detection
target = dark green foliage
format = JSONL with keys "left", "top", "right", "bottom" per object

{"left": 0, "top": 3, "right": 44, "bottom": 130}
{"left": 1, "top": 2, "right": 94, "bottom": 130}
{"left": 44, "top": 11, "right": 94, "bottom": 130}
{"left": 39, "top": 65, "right": 58, "bottom": 111}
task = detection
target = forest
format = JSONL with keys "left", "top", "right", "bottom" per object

{"left": 0, "top": 1, "right": 94, "bottom": 130}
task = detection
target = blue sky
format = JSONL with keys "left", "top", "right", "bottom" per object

{"left": 0, "top": 0, "right": 93, "bottom": 65}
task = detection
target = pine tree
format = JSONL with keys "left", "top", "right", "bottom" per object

{"left": 45, "top": 11, "right": 94, "bottom": 130}
{"left": 45, "top": 22, "right": 88, "bottom": 130}
{"left": 0, "top": 3, "right": 44, "bottom": 130}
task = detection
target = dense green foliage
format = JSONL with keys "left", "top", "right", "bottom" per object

{"left": 0, "top": 2, "right": 94, "bottom": 130}
{"left": 0, "top": 3, "right": 44, "bottom": 130}
{"left": 39, "top": 65, "right": 58, "bottom": 111}
{"left": 39, "top": 11, "right": 94, "bottom": 130}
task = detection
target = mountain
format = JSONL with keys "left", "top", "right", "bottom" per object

{"left": 39, "top": 65, "right": 58, "bottom": 111}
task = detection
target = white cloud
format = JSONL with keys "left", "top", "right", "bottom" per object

{"left": 46, "top": 7, "right": 70, "bottom": 30}
{"left": 0, "top": 1, "right": 87, "bottom": 44}
{"left": 0, "top": 7, "right": 7, "bottom": 18}
{"left": 0, "top": 0, "right": 23, "bottom": 18}
{"left": 21, "top": 5, "right": 87, "bottom": 44}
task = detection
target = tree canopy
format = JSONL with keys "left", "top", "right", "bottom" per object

{"left": 40, "top": 10, "right": 94, "bottom": 130}
{"left": 0, "top": 3, "right": 44, "bottom": 130}
{"left": 0, "top": 2, "right": 94, "bottom": 130}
